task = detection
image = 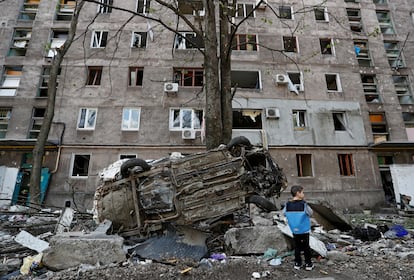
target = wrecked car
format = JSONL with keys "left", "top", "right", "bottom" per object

{"left": 93, "top": 137, "right": 287, "bottom": 235}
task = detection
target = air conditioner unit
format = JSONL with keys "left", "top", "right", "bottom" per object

{"left": 164, "top": 82, "right": 179, "bottom": 93}
{"left": 265, "top": 107, "right": 280, "bottom": 119}
{"left": 276, "top": 74, "right": 289, "bottom": 84}
{"left": 182, "top": 130, "right": 196, "bottom": 139}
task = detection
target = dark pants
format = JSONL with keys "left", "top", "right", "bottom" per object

{"left": 293, "top": 233, "right": 312, "bottom": 265}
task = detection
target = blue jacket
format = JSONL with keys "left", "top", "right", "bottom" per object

{"left": 284, "top": 200, "right": 312, "bottom": 234}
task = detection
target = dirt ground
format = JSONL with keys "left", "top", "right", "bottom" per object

{"left": 12, "top": 250, "right": 413, "bottom": 280}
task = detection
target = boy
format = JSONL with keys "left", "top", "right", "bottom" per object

{"left": 283, "top": 185, "right": 314, "bottom": 271}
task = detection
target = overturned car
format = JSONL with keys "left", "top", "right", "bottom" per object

{"left": 93, "top": 137, "right": 287, "bottom": 235}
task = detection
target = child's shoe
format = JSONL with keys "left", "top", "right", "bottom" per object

{"left": 305, "top": 263, "right": 314, "bottom": 271}
{"left": 293, "top": 263, "right": 302, "bottom": 270}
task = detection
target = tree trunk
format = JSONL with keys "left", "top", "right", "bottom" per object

{"left": 203, "top": 0, "right": 222, "bottom": 149}
{"left": 29, "top": 1, "right": 84, "bottom": 209}
{"left": 219, "top": 0, "right": 233, "bottom": 145}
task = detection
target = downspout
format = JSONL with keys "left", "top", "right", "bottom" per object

{"left": 51, "top": 122, "right": 66, "bottom": 174}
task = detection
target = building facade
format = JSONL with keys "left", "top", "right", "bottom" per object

{"left": 1, "top": 0, "right": 413, "bottom": 211}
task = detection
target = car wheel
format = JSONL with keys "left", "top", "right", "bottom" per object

{"left": 246, "top": 195, "right": 278, "bottom": 212}
{"left": 120, "top": 158, "right": 151, "bottom": 178}
{"left": 227, "top": 136, "right": 252, "bottom": 156}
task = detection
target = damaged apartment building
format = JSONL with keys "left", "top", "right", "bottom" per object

{"left": 0, "top": 0, "right": 414, "bottom": 211}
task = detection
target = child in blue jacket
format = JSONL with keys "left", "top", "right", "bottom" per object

{"left": 283, "top": 185, "right": 314, "bottom": 271}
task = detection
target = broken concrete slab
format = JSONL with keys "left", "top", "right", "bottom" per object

{"left": 14, "top": 230, "right": 49, "bottom": 253}
{"left": 308, "top": 201, "right": 353, "bottom": 231}
{"left": 55, "top": 207, "right": 74, "bottom": 234}
{"left": 224, "top": 226, "right": 288, "bottom": 255}
{"left": 42, "top": 232, "right": 126, "bottom": 271}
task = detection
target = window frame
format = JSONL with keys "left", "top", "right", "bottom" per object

{"left": 361, "top": 74, "right": 380, "bottom": 103}
{"left": 47, "top": 29, "right": 68, "bottom": 57}
{"left": 392, "top": 75, "right": 413, "bottom": 104}
{"left": 347, "top": 8, "right": 363, "bottom": 33}
{"left": 128, "top": 67, "right": 144, "bottom": 87}
{"left": 136, "top": 0, "right": 151, "bottom": 14}
{"left": 86, "top": 66, "right": 103, "bottom": 86}
{"left": 70, "top": 153, "right": 91, "bottom": 178}
{"left": 174, "top": 32, "right": 204, "bottom": 50}
{"left": 320, "top": 38, "right": 334, "bottom": 55}
{"left": 279, "top": 5, "right": 293, "bottom": 20}
{"left": 235, "top": 3, "right": 255, "bottom": 18}
{"left": 384, "top": 41, "right": 404, "bottom": 69}
{"left": 173, "top": 68, "right": 204, "bottom": 87}
{"left": 287, "top": 72, "right": 304, "bottom": 92}
{"left": 0, "top": 108, "right": 11, "bottom": 139}
{"left": 131, "top": 31, "right": 147, "bottom": 48}
{"left": 325, "top": 73, "right": 342, "bottom": 92}
{"left": 292, "top": 110, "right": 307, "bottom": 129}
{"left": 354, "top": 40, "right": 372, "bottom": 67}
{"left": 369, "top": 112, "right": 389, "bottom": 143}
{"left": 91, "top": 30, "right": 108, "bottom": 48}
{"left": 38, "top": 66, "right": 61, "bottom": 98}
{"left": 77, "top": 108, "right": 98, "bottom": 130}
{"left": 232, "top": 34, "right": 258, "bottom": 51}
{"left": 169, "top": 108, "right": 203, "bottom": 131}
{"left": 19, "top": 0, "right": 39, "bottom": 20}
{"left": 314, "top": 6, "right": 329, "bottom": 22}
{"left": 231, "top": 70, "right": 262, "bottom": 89}
{"left": 283, "top": 36, "right": 298, "bottom": 53}
{"left": 296, "top": 154, "right": 313, "bottom": 177}
{"left": 338, "top": 154, "right": 355, "bottom": 176}
{"left": 28, "top": 107, "right": 45, "bottom": 139}
{"left": 122, "top": 108, "right": 141, "bottom": 131}
{"left": 8, "top": 28, "right": 32, "bottom": 56}
{"left": 332, "top": 112, "right": 347, "bottom": 131}
{"left": 97, "top": 0, "right": 113, "bottom": 14}
{"left": 376, "top": 10, "right": 395, "bottom": 34}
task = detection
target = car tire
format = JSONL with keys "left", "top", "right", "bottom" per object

{"left": 227, "top": 136, "right": 252, "bottom": 156}
{"left": 120, "top": 158, "right": 151, "bottom": 178}
{"left": 246, "top": 195, "right": 278, "bottom": 212}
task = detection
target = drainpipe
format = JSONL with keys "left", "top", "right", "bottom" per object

{"left": 51, "top": 122, "right": 65, "bottom": 174}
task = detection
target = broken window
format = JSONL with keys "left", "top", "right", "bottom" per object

{"left": 174, "top": 32, "right": 204, "bottom": 50}
{"left": 292, "top": 110, "right": 306, "bottom": 129}
{"left": 232, "top": 109, "right": 262, "bottom": 129}
{"left": 296, "top": 154, "right": 313, "bottom": 177}
{"left": 338, "top": 154, "right": 355, "bottom": 176}
{"left": 314, "top": 7, "right": 328, "bottom": 22}
{"left": 56, "top": 0, "right": 75, "bottom": 21}
{"left": 97, "top": 0, "right": 112, "bottom": 13}
{"left": 128, "top": 67, "right": 144, "bottom": 86}
{"left": 77, "top": 108, "right": 97, "bottom": 130}
{"left": 287, "top": 72, "right": 304, "bottom": 92}
{"left": 320, "top": 38, "right": 334, "bottom": 55}
{"left": 173, "top": 68, "right": 203, "bottom": 87}
{"left": 354, "top": 40, "right": 372, "bottom": 67}
{"left": 236, "top": 3, "right": 255, "bottom": 18}
{"left": 47, "top": 30, "right": 68, "bottom": 57}
{"left": 19, "top": 0, "right": 40, "bottom": 20}
{"left": 177, "top": 0, "right": 203, "bottom": 15}
{"left": 279, "top": 5, "right": 293, "bottom": 19}
{"left": 38, "top": 66, "right": 61, "bottom": 97}
{"left": 377, "top": 155, "right": 393, "bottom": 166}
{"left": 347, "top": 8, "right": 363, "bottom": 33}
{"left": 232, "top": 34, "right": 258, "bottom": 51}
{"left": 131, "top": 32, "right": 147, "bottom": 48}
{"left": 333, "top": 112, "right": 346, "bottom": 131}
{"left": 231, "top": 70, "right": 261, "bottom": 89}
{"left": 0, "top": 108, "right": 11, "bottom": 138}
{"left": 369, "top": 113, "right": 388, "bottom": 143}
{"left": 0, "top": 66, "right": 22, "bottom": 96}
{"left": 384, "top": 41, "right": 404, "bottom": 69}
{"left": 325, "top": 74, "right": 341, "bottom": 92}
{"left": 392, "top": 75, "right": 413, "bottom": 104}
{"left": 361, "top": 74, "right": 380, "bottom": 103}
{"left": 28, "top": 107, "right": 45, "bottom": 139}
{"left": 283, "top": 36, "right": 297, "bottom": 53}
{"left": 71, "top": 154, "right": 90, "bottom": 177}
{"left": 86, "top": 66, "right": 102, "bottom": 86}
{"left": 122, "top": 108, "right": 141, "bottom": 130}
{"left": 8, "top": 29, "right": 31, "bottom": 56}
{"left": 91, "top": 31, "right": 108, "bottom": 48}
{"left": 120, "top": 154, "right": 137, "bottom": 159}
{"left": 402, "top": 113, "right": 414, "bottom": 140}
{"left": 376, "top": 10, "right": 395, "bottom": 34}
{"left": 136, "top": 0, "right": 151, "bottom": 14}
{"left": 170, "top": 108, "right": 203, "bottom": 130}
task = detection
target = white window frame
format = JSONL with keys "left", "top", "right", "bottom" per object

{"left": 0, "top": 108, "right": 11, "bottom": 138}
{"left": 314, "top": 6, "right": 329, "bottom": 22}
{"left": 174, "top": 32, "right": 204, "bottom": 50}
{"left": 122, "top": 108, "right": 141, "bottom": 131}
{"left": 287, "top": 71, "right": 304, "bottom": 92}
{"left": 70, "top": 153, "right": 91, "bottom": 178}
{"left": 97, "top": 0, "right": 112, "bottom": 13}
{"left": 236, "top": 3, "right": 255, "bottom": 18}
{"left": 77, "top": 108, "right": 97, "bottom": 130}
{"left": 47, "top": 30, "right": 68, "bottom": 57}
{"left": 282, "top": 36, "right": 298, "bottom": 53}
{"left": 136, "top": 0, "right": 150, "bottom": 14}
{"left": 325, "top": 73, "right": 342, "bottom": 92}
{"left": 333, "top": 111, "right": 347, "bottom": 131}
{"left": 279, "top": 5, "right": 294, "bottom": 20}
{"left": 320, "top": 38, "right": 335, "bottom": 56}
{"left": 0, "top": 67, "right": 22, "bottom": 97}
{"left": 169, "top": 108, "right": 203, "bottom": 131}
{"left": 91, "top": 30, "right": 108, "bottom": 48}
{"left": 131, "top": 32, "right": 147, "bottom": 48}
{"left": 292, "top": 110, "right": 307, "bottom": 129}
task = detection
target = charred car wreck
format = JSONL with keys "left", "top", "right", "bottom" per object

{"left": 93, "top": 137, "right": 287, "bottom": 236}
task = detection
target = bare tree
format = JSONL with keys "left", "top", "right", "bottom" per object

{"left": 29, "top": 1, "right": 84, "bottom": 209}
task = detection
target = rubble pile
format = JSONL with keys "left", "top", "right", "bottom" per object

{"left": 1, "top": 203, "right": 414, "bottom": 280}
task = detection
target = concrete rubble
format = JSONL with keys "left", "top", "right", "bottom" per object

{"left": 0, "top": 202, "right": 413, "bottom": 279}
